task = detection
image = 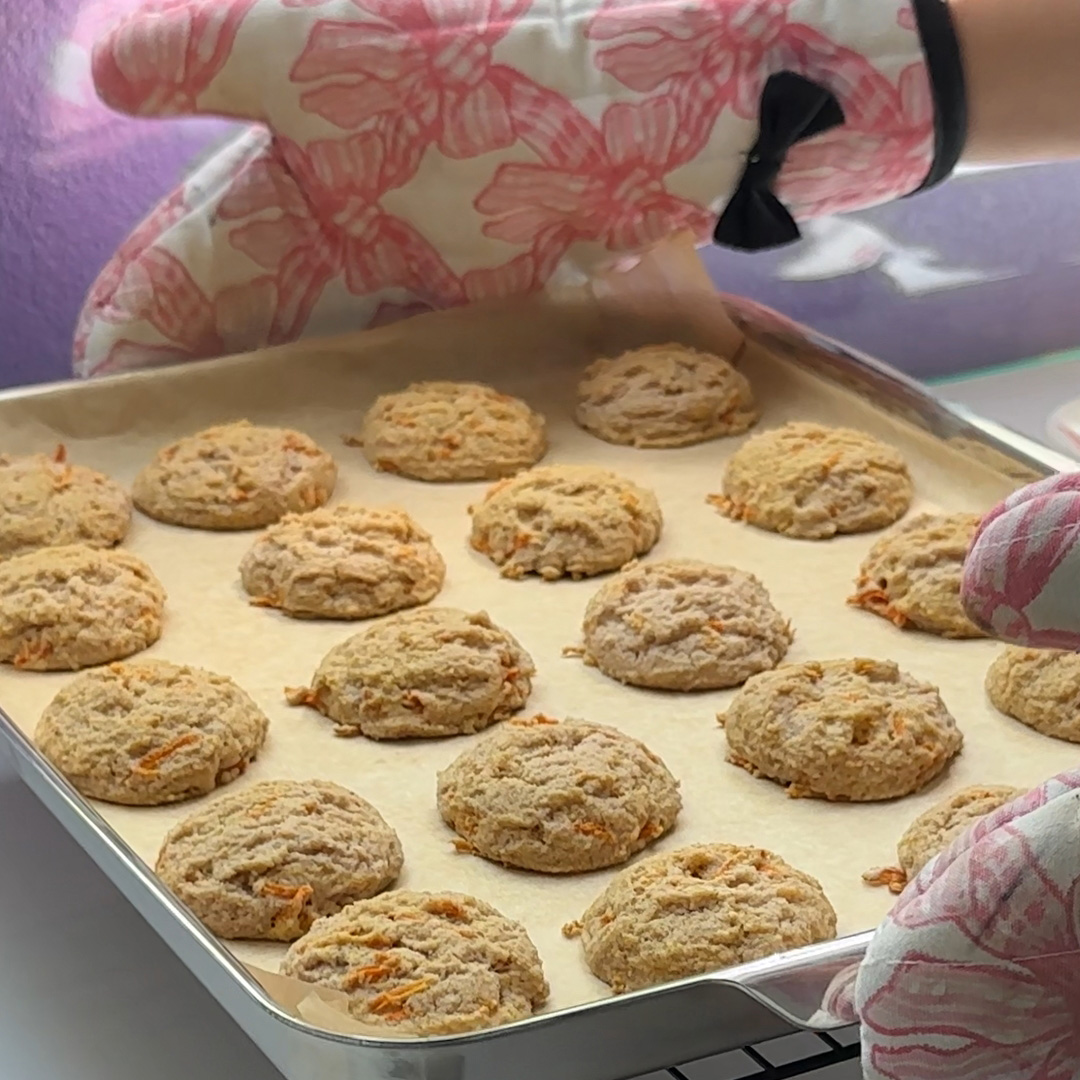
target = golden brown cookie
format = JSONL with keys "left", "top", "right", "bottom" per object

{"left": 280, "top": 891, "right": 549, "bottom": 1034}
{"left": 0, "top": 446, "right": 131, "bottom": 559}
{"left": 133, "top": 420, "right": 336, "bottom": 530}
{"left": 351, "top": 381, "right": 546, "bottom": 481}
{"left": 575, "top": 344, "right": 759, "bottom": 448}
{"left": 566, "top": 844, "right": 836, "bottom": 992}
{"left": 710, "top": 422, "right": 913, "bottom": 539}
{"left": 240, "top": 504, "right": 445, "bottom": 619}
{"left": 986, "top": 646, "right": 1080, "bottom": 741}
{"left": 865, "top": 784, "right": 1023, "bottom": 893}
{"left": 0, "top": 545, "right": 165, "bottom": 670}
{"left": 286, "top": 608, "right": 534, "bottom": 739}
{"left": 720, "top": 658, "right": 962, "bottom": 801}
{"left": 437, "top": 716, "right": 681, "bottom": 873}
{"left": 849, "top": 512, "right": 986, "bottom": 638}
{"left": 469, "top": 465, "right": 662, "bottom": 580}
{"left": 155, "top": 780, "right": 402, "bottom": 940}
{"left": 35, "top": 660, "right": 267, "bottom": 805}
{"left": 579, "top": 559, "right": 792, "bottom": 690}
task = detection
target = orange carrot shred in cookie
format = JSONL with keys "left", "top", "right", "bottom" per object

{"left": 132, "top": 732, "right": 201, "bottom": 775}
{"left": 368, "top": 978, "right": 433, "bottom": 1016}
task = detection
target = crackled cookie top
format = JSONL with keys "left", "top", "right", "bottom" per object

{"left": 353, "top": 381, "right": 546, "bottom": 481}
{"left": 280, "top": 891, "right": 548, "bottom": 1034}
{"left": 437, "top": 716, "right": 681, "bottom": 873}
{"left": 0, "top": 447, "right": 131, "bottom": 559}
{"left": 580, "top": 559, "right": 792, "bottom": 690}
{"left": 156, "top": 780, "right": 402, "bottom": 940}
{"left": 712, "top": 422, "right": 913, "bottom": 539}
{"left": 469, "top": 465, "right": 662, "bottom": 580}
{"left": 133, "top": 420, "right": 336, "bottom": 530}
{"left": 575, "top": 344, "right": 759, "bottom": 448}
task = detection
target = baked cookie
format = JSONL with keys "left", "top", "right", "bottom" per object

{"left": 240, "top": 504, "right": 445, "bottom": 619}
{"left": 280, "top": 891, "right": 549, "bottom": 1035}
{"left": 156, "top": 780, "right": 402, "bottom": 940}
{"left": 0, "top": 545, "right": 165, "bottom": 671}
{"left": 580, "top": 559, "right": 792, "bottom": 691}
{"left": 565, "top": 844, "right": 836, "bottom": 992}
{"left": 133, "top": 420, "right": 336, "bottom": 530}
{"left": 720, "top": 659, "right": 962, "bottom": 801}
{"left": 437, "top": 716, "right": 681, "bottom": 873}
{"left": 575, "top": 343, "right": 759, "bottom": 448}
{"left": 469, "top": 466, "right": 662, "bottom": 580}
{"left": 0, "top": 446, "right": 131, "bottom": 559}
{"left": 849, "top": 512, "right": 986, "bottom": 638}
{"left": 351, "top": 381, "right": 546, "bottom": 481}
{"left": 865, "top": 784, "right": 1023, "bottom": 893}
{"left": 36, "top": 660, "right": 267, "bottom": 805}
{"left": 286, "top": 608, "right": 534, "bottom": 739}
{"left": 986, "top": 646, "right": 1080, "bottom": 741}
{"left": 710, "top": 422, "right": 913, "bottom": 539}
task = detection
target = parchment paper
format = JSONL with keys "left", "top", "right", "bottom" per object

{"left": 1, "top": 271, "right": 1075, "bottom": 1033}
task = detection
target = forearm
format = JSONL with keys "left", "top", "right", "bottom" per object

{"left": 951, "top": 0, "right": 1080, "bottom": 162}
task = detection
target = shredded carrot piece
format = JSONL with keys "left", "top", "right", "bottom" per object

{"left": 863, "top": 866, "right": 907, "bottom": 894}
{"left": 511, "top": 531, "right": 532, "bottom": 552}
{"left": 705, "top": 618, "right": 725, "bottom": 633}
{"left": 52, "top": 444, "right": 68, "bottom": 464}
{"left": 260, "top": 881, "right": 312, "bottom": 901}
{"left": 848, "top": 588, "right": 910, "bottom": 628}
{"left": 132, "top": 732, "right": 201, "bottom": 776}
{"left": 249, "top": 595, "right": 279, "bottom": 608}
{"left": 452, "top": 838, "right": 479, "bottom": 855}
{"left": 343, "top": 954, "right": 398, "bottom": 989}
{"left": 638, "top": 821, "right": 664, "bottom": 842}
{"left": 512, "top": 713, "right": 559, "bottom": 727}
{"left": 575, "top": 822, "right": 615, "bottom": 843}
{"left": 425, "top": 898, "right": 468, "bottom": 920}
{"left": 13, "top": 639, "right": 53, "bottom": 668}
{"left": 368, "top": 978, "right": 433, "bottom": 1016}
{"left": 285, "top": 685, "right": 319, "bottom": 708}
{"left": 706, "top": 493, "right": 750, "bottom": 522}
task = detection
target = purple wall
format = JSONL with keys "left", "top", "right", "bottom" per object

{"left": 3, "top": 2, "right": 1080, "bottom": 389}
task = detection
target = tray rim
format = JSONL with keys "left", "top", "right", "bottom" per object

{"left": 0, "top": 291, "right": 1069, "bottom": 1076}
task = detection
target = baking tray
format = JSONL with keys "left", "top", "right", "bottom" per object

{"left": 0, "top": 285, "right": 1074, "bottom": 1080}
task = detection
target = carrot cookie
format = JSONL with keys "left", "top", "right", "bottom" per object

{"left": 710, "top": 422, "right": 913, "bottom": 539}
{"left": 0, "top": 545, "right": 165, "bottom": 670}
{"left": 849, "top": 512, "right": 986, "bottom": 638}
{"left": 35, "top": 660, "right": 267, "bottom": 804}
{"left": 721, "top": 659, "right": 962, "bottom": 801}
{"left": 580, "top": 559, "right": 792, "bottom": 690}
{"left": 575, "top": 343, "right": 759, "bottom": 448}
{"left": 240, "top": 504, "right": 445, "bottom": 619}
{"left": 156, "top": 780, "right": 402, "bottom": 940}
{"left": 469, "top": 465, "right": 662, "bottom": 580}
{"left": 352, "top": 381, "right": 546, "bottom": 481}
{"left": 566, "top": 844, "right": 836, "bottom": 992}
{"left": 986, "top": 646, "right": 1080, "bottom": 741}
{"left": 437, "top": 716, "right": 680, "bottom": 873}
{"left": 280, "top": 891, "right": 549, "bottom": 1035}
{"left": 133, "top": 420, "right": 336, "bottom": 530}
{"left": 287, "top": 608, "right": 534, "bottom": 739}
{"left": 865, "top": 784, "right": 1023, "bottom": 893}
{"left": 0, "top": 446, "right": 131, "bottom": 559}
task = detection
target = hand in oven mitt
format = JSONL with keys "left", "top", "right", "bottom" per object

{"left": 76, "top": 0, "right": 966, "bottom": 375}
{"left": 823, "top": 481, "right": 1080, "bottom": 1079}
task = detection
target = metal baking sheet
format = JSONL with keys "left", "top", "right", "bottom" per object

{"left": 0, "top": 288, "right": 1072, "bottom": 1080}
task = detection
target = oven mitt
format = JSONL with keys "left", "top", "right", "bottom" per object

{"left": 962, "top": 473, "right": 1080, "bottom": 649}
{"left": 75, "top": 0, "right": 966, "bottom": 375}
{"left": 854, "top": 769, "right": 1080, "bottom": 1080}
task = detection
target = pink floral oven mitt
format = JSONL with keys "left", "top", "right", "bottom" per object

{"left": 77, "top": 0, "right": 966, "bottom": 375}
